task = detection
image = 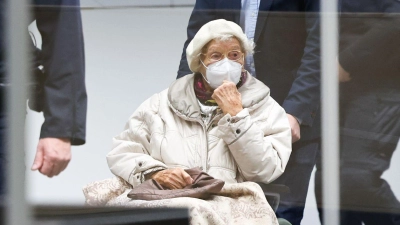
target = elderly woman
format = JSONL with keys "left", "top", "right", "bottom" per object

{"left": 84, "top": 19, "right": 291, "bottom": 225}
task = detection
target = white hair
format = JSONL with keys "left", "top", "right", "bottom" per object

{"left": 200, "top": 34, "right": 254, "bottom": 55}
{"left": 215, "top": 34, "right": 254, "bottom": 55}
{"left": 194, "top": 34, "right": 255, "bottom": 71}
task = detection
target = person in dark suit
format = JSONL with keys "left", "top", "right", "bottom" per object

{"left": 0, "top": 0, "right": 87, "bottom": 194}
{"left": 315, "top": 1, "right": 400, "bottom": 224}
{"left": 177, "top": 1, "right": 321, "bottom": 224}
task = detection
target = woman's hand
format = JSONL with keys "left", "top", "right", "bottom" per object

{"left": 151, "top": 168, "right": 193, "bottom": 189}
{"left": 212, "top": 80, "right": 243, "bottom": 116}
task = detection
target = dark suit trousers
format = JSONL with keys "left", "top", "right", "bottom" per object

{"left": 273, "top": 138, "right": 320, "bottom": 225}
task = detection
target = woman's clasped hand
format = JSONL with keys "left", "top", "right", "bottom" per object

{"left": 151, "top": 168, "right": 193, "bottom": 190}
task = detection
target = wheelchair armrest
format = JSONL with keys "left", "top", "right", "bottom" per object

{"left": 256, "top": 183, "right": 290, "bottom": 212}
{"left": 257, "top": 183, "right": 290, "bottom": 194}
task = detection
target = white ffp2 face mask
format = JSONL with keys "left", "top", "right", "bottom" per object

{"left": 201, "top": 58, "right": 242, "bottom": 89}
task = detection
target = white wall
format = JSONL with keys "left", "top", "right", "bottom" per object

{"left": 25, "top": 5, "right": 400, "bottom": 225}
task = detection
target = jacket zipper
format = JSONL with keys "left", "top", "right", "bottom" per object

{"left": 167, "top": 101, "right": 209, "bottom": 171}
{"left": 195, "top": 117, "right": 208, "bottom": 171}
{"left": 197, "top": 110, "right": 223, "bottom": 171}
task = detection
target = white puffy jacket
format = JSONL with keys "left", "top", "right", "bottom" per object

{"left": 107, "top": 74, "right": 291, "bottom": 187}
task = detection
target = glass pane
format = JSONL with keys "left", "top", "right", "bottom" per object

{"left": 2, "top": 0, "right": 399, "bottom": 224}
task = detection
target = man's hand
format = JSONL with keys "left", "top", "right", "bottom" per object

{"left": 31, "top": 137, "right": 71, "bottom": 177}
{"left": 338, "top": 62, "right": 351, "bottom": 82}
{"left": 287, "top": 114, "right": 301, "bottom": 143}
{"left": 151, "top": 168, "right": 193, "bottom": 190}
{"left": 212, "top": 80, "right": 243, "bottom": 116}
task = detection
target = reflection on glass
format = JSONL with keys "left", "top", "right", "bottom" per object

{"left": 1, "top": 0, "right": 398, "bottom": 225}
{"left": 316, "top": 1, "right": 400, "bottom": 224}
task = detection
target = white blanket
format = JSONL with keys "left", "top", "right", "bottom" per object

{"left": 83, "top": 177, "right": 278, "bottom": 225}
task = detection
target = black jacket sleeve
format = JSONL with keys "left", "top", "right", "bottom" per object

{"left": 339, "top": 13, "right": 400, "bottom": 78}
{"left": 34, "top": 0, "right": 87, "bottom": 145}
{"left": 281, "top": 0, "right": 321, "bottom": 127}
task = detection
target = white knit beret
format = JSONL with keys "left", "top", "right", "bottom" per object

{"left": 186, "top": 19, "right": 253, "bottom": 73}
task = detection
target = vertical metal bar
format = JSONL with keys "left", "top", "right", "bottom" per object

{"left": 321, "top": 0, "right": 340, "bottom": 225}
{"left": 5, "top": 0, "right": 31, "bottom": 224}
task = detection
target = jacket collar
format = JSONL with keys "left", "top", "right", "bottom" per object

{"left": 167, "top": 73, "right": 270, "bottom": 120}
